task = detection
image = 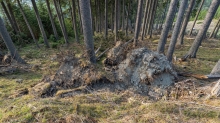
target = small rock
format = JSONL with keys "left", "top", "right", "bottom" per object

{"left": 16, "top": 79, "right": 23, "bottom": 83}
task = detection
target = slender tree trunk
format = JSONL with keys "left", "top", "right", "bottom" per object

{"left": 125, "top": 2, "right": 130, "bottom": 37}
{"left": 147, "top": 0, "right": 156, "bottom": 35}
{"left": 95, "top": 0, "right": 98, "bottom": 32}
{"left": 53, "top": 0, "right": 68, "bottom": 44}
{"left": 71, "top": 0, "right": 79, "bottom": 43}
{"left": 0, "top": 1, "right": 18, "bottom": 34}
{"left": 141, "top": 0, "right": 150, "bottom": 40}
{"left": 213, "top": 23, "right": 220, "bottom": 38}
{"left": 114, "top": 0, "right": 118, "bottom": 42}
{"left": 118, "top": 0, "right": 121, "bottom": 30}
{"left": 17, "top": 0, "right": 39, "bottom": 48}
{"left": 159, "top": 0, "right": 169, "bottom": 30}
{"left": 121, "top": 0, "right": 125, "bottom": 31}
{"left": 157, "top": 0, "right": 178, "bottom": 54}
{"left": 144, "top": 0, "right": 153, "bottom": 37}
{"left": 46, "top": 0, "right": 59, "bottom": 40}
{"left": 111, "top": 1, "right": 114, "bottom": 33}
{"left": 133, "top": 0, "right": 144, "bottom": 46}
{"left": 209, "top": 17, "right": 220, "bottom": 38}
{"left": 0, "top": 17, "right": 25, "bottom": 64}
{"left": 167, "top": 0, "right": 188, "bottom": 62}
{"left": 178, "top": 0, "right": 196, "bottom": 45}
{"left": 149, "top": 0, "right": 158, "bottom": 38}
{"left": 189, "top": 0, "right": 205, "bottom": 36}
{"left": 6, "top": 2, "right": 21, "bottom": 33}
{"left": 58, "top": 0, "right": 68, "bottom": 43}
{"left": 104, "top": 0, "right": 108, "bottom": 39}
{"left": 187, "top": 0, "right": 220, "bottom": 58}
{"left": 98, "top": 0, "right": 101, "bottom": 32}
{"left": 76, "top": 0, "right": 83, "bottom": 34}
{"left": 31, "top": 0, "right": 50, "bottom": 48}
{"left": 79, "top": 0, "right": 96, "bottom": 63}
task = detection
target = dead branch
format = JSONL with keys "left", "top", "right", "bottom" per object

{"left": 96, "top": 48, "right": 110, "bottom": 60}
{"left": 95, "top": 44, "right": 101, "bottom": 54}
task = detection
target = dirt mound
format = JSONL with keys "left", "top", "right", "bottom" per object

{"left": 30, "top": 46, "right": 177, "bottom": 99}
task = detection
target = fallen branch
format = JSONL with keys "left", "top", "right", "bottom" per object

{"left": 96, "top": 48, "right": 110, "bottom": 60}
{"left": 178, "top": 73, "right": 220, "bottom": 79}
{"left": 211, "top": 80, "right": 220, "bottom": 97}
{"left": 95, "top": 44, "right": 101, "bottom": 54}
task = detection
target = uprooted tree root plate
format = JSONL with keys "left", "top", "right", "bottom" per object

{"left": 29, "top": 43, "right": 178, "bottom": 99}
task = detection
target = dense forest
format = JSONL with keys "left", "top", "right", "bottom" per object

{"left": 0, "top": 0, "right": 220, "bottom": 122}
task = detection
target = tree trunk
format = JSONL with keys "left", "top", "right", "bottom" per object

{"left": 0, "top": 17, "right": 25, "bottom": 64}
{"left": 79, "top": 0, "right": 96, "bottom": 63}
{"left": 104, "top": 0, "right": 108, "bottom": 39}
{"left": 76, "top": 0, "right": 83, "bottom": 34}
{"left": 149, "top": 0, "right": 158, "bottom": 38}
{"left": 114, "top": 0, "right": 118, "bottom": 42}
{"left": 46, "top": 0, "right": 59, "bottom": 40}
{"left": 53, "top": 0, "right": 68, "bottom": 44}
{"left": 157, "top": 0, "right": 178, "bottom": 54}
{"left": 0, "top": 1, "right": 19, "bottom": 34}
{"left": 144, "top": 0, "right": 153, "bottom": 37}
{"left": 159, "top": 0, "right": 169, "bottom": 30}
{"left": 121, "top": 0, "right": 125, "bottom": 31}
{"left": 31, "top": 0, "right": 50, "bottom": 48}
{"left": 187, "top": 0, "right": 220, "bottom": 58}
{"left": 167, "top": 0, "right": 188, "bottom": 62}
{"left": 213, "top": 23, "right": 220, "bottom": 38}
{"left": 209, "top": 17, "right": 220, "bottom": 38}
{"left": 98, "top": 0, "right": 102, "bottom": 32}
{"left": 125, "top": 1, "right": 130, "bottom": 37}
{"left": 6, "top": 2, "right": 21, "bottom": 33}
{"left": 141, "top": 0, "right": 150, "bottom": 40}
{"left": 189, "top": 0, "right": 205, "bottom": 36}
{"left": 177, "top": 0, "right": 196, "bottom": 45}
{"left": 111, "top": 1, "right": 114, "bottom": 33}
{"left": 58, "top": 0, "right": 68, "bottom": 44}
{"left": 17, "top": 0, "right": 40, "bottom": 48}
{"left": 133, "top": 0, "right": 144, "bottom": 46}
{"left": 71, "top": 0, "right": 79, "bottom": 43}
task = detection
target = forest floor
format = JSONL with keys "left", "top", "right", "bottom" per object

{"left": 0, "top": 32, "right": 220, "bottom": 123}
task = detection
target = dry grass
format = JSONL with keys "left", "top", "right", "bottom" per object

{"left": 0, "top": 34, "right": 220, "bottom": 122}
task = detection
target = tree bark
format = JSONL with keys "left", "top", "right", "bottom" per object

{"left": 58, "top": 0, "right": 68, "bottom": 44}
{"left": 189, "top": 0, "right": 205, "bottom": 36}
{"left": 133, "top": 0, "right": 144, "bottom": 46}
{"left": 213, "top": 23, "right": 220, "bottom": 38}
{"left": 141, "top": 0, "right": 150, "bottom": 40}
{"left": 121, "top": 0, "right": 125, "bottom": 31}
{"left": 76, "top": 0, "right": 83, "bottom": 34}
{"left": 167, "top": 0, "right": 188, "bottom": 62}
{"left": 17, "top": 0, "right": 40, "bottom": 48}
{"left": 187, "top": 0, "right": 220, "bottom": 58}
{"left": 46, "top": 0, "right": 59, "bottom": 40}
{"left": 149, "top": 0, "right": 158, "bottom": 38}
{"left": 31, "top": 0, "right": 50, "bottom": 48}
{"left": 0, "top": 17, "right": 25, "bottom": 64}
{"left": 157, "top": 0, "right": 178, "bottom": 54}
{"left": 79, "top": 0, "right": 96, "bottom": 63}
{"left": 53, "top": 0, "right": 68, "bottom": 44}
{"left": 114, "top": 0, "right": 118, "bottom": 42}
{"left": 104, "top": 0, "right": 108, "bottom": 39}
{"left": 111, "top": 1, "right": 114, "bottom": 33}
{"left": 178, "top": 0, "right": 196, "bottom": 45}
{"left": 71, "top": 0, "right": 79, "bottom": 43}
{"left": 0, "top": 1, "right": 19, "bottom": 34}
{"left": 209, "top": 17, "right": 220, "bottom": 38}
{"left": 6, "top": 2, "right": 21, "bottom": 33}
